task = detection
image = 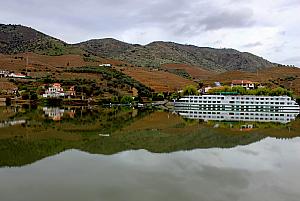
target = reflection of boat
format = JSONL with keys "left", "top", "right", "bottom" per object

{"left": 175, "top": 95, "right": 300, "bottom": 124}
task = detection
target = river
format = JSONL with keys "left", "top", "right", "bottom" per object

{"left": 0, "top": 105, "right": 299, "bottom": 201}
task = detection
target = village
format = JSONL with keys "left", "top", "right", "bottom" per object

{"left": 1, "top": 63, "right": 293, "bottom": 107}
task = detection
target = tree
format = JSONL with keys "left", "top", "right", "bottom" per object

{"left": 120, "top": 96, "right": 133, "bottom": 104}
{"left": 183, "top": 85, "right": 198, "bottom": 95}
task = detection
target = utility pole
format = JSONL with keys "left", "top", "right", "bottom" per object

{"left": 26, "top": 55, "right": 29, "bottom": 76}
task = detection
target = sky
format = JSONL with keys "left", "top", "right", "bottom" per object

{"left": 1, "top": 0, "right": 300, "bottom": 66}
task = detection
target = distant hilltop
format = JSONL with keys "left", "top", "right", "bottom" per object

{"left": 0, "top": 23, "right": 280, "bottom": 72}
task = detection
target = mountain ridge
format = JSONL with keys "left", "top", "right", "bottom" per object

{"left": 0, "top": 24, "right": 278, "bottom": 72}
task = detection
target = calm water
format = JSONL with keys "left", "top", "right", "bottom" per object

{"left": 0, "top": 105, "right": 300, "bottom": 201}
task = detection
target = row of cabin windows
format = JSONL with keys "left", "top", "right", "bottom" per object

{"left": 188, "top": 111, "right": 288, "bottom": 117}
{"left": 232, "top": 105, "right": 279, "bottom": 108}
{"left": 191, "top": 115, "right": 224, "bottom": 119}
{"left": 181, "top": 111, "right": 295, "bottom": 117}
{"left": 231, "top": 97, "right": 289, "bottom": 101}
{"left": 191, "top": 101, "right": 222, "bottom": 103}
{"left": 230, "top": 116, "right": 287, "bottom": 121}
{"left": 230, "top": 101, "right": 287, "bottom": 105}
{"left": 183, "top": 100, "right": 292, "bottom": 105}
{"left": 188, "top": 115, "right": 287, "bottom": 122}
{"left": 190, "top": 96, "right": 290, "bottom": 101}
{"left": 191, "top": 96, "right": 225, "bottom": 100}
{"left": 190, "top": 111, "right": 221, "bottom": 115}
{"left": 229, "top": 113, "right": 285, "bottom": 117}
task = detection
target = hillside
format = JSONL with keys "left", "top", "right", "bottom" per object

{"left": 0, "top": 24, "right": 278, "bottom": 72}
{"left": 77, "top": 39, "right": 277, "bottom": 72}
{"left": 205, "top": 67, "right": 300, "bottom": 95}
{"left": 0, "top": 24, "right": 82, "bottom": 56}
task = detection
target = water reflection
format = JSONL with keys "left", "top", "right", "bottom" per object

{"left": 0, "top": 106, "right": 300, "bottom": 168}
{"left": 1, "top": 105, "right": 300, "bottom": 201}
{"left": 0, "top": 137, "right": 300, "bottom": 201}
{"left": 174, "top": 106, "right": 300, "bottom": 124}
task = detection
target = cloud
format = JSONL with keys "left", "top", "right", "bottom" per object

{"left": 198, "top": 8, "right": 255, "bottom": 31}
{"left": 0, "top": 0, "right": 299, "bottom": 66}
{"left": 242, "top": 42, "right": 263, "bottom": 48}
{"left": 281, "top": 56, "right": 300, "bottom": 67}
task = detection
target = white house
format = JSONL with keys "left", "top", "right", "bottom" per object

{"left": 0, "top": 70, "right": 9, "bottom": 77}
{"left": 43, "top": 83, "right": 65, "bottom": 98}
{"left": 231, "top": 80, "right": 255, "bottom": 90}
{"left": 8, "top": 73, "right": 27, "bottom": 78}
{"left": 99, "top": 64, "right": 112, "bottom": 67}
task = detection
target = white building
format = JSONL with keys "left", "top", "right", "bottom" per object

{"left": 8, "top": 73, "right": 27, "bottom": 79}
{"left": 0, "top": 70, "right": 9, "bottom": 77}
{"left": 43, "top": 83, "right": 65, "bottom": 98}
{"left": 99, "top": 64, "right": 112, "bottom": 67}
{"left": 231, "top": 80, "right": 255, "bottom": 90}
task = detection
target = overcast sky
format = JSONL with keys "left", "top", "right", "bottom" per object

{"left": 1, "top": 0, "right": 300, "bottom": 66}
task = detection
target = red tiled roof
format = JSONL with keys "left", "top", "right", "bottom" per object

{"left": 53, "top": 83, "right": 61, "bottom": 87}
{"left": 232, "top": 80, "right": 253, "bottom": 84}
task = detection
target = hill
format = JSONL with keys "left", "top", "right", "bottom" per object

{"left": 0, "top": 24, "right": 278, "bottom": 72}
{"left": 77, "top": 39, "right": 277, "bottom": 72}
{"left": 0, "top": 24, "right": 82, "bottom": 56}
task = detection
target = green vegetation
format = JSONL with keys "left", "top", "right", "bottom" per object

{"left": 65, "top": 66, "right": 152, "bottom": 97}
{"left": 183, "top": 85, "right": 199, "bottom": 95}
{"left": 208, "top": 86, "right": 293, "bottom": 97}
{"left": 120, "top": 96, "right": 133, "bottom": 104}
{"left": 166, "top": 69, "right": 192, "bottom": 79}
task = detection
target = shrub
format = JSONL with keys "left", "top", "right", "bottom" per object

{"left": 183, "top": 85, "right": 198, "bottom": 95}
{"left": 120, "top": 96, "right": 133, "bottom": 104}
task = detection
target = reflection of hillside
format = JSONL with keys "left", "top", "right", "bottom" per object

{"left": 1, "top": 110, "right": 300, "bottom": 167}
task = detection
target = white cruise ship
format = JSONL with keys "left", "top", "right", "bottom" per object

{"left": 174, "top": 95, "right": 300, "bottom": 124}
